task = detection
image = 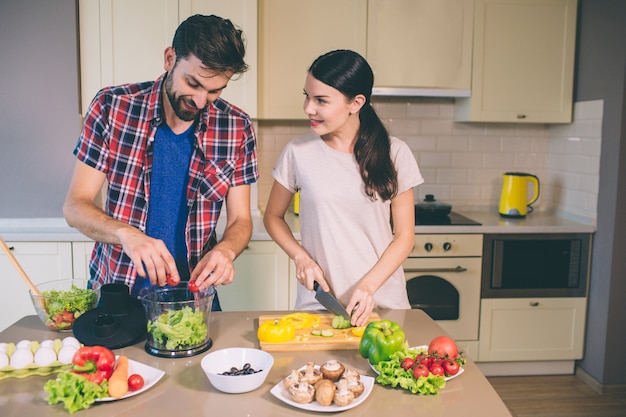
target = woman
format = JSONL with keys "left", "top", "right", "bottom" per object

{"left": 263, "top": 50, "right": 423, "bottom": 326}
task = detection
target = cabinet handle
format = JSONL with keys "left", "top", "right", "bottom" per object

{"left": 9, "top": 246, "right": 15, "bottom": 251}
{"left": 517, "top": 114, "right": 527, "bottom": 119}
{"left": 404, "top": 266, "right": 468, "bottom": 273}
{"left": 529, "top": 301, "right": 540, "bottom": 307}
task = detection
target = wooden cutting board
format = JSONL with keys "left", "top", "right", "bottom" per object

{"left": 258, "top": 313, "right": 381, "bottom": 352}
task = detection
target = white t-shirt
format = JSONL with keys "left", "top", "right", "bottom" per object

{"left": 272, "top": 133, "right": 424, "bottom": 310}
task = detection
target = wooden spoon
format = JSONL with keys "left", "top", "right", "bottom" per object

{"left": 0, "top": 236, "right": 43, "bottom": 297}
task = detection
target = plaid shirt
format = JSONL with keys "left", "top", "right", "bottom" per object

{"left": 74, "top": 74, "right": 258, "bottom": 295}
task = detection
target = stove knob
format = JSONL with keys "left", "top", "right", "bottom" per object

{"left": 443, "top": 242, "right": 452, "bottom": 251}
{"left": 424, "top": 242, "right": 433, "bottom": 252}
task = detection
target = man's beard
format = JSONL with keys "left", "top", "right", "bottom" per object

{"left": 164, "top": 73, "right": 204, "bottom": 121}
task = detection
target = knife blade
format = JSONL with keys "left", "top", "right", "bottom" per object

{"left": 313, "top": 282, "right": 351, "bottom": 321}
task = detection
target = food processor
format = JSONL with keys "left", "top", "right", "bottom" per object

{"left": 139, "top": 285, "right": 216, "bottom": 358}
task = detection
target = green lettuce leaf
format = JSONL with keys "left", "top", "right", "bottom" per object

{"left": 147, "top": 306, "right": 208, "bottom": 350}
{"left": 44, "top": 371, "right": 108, "bottom": 414}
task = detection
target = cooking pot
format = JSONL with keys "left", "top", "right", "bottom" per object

{"left": 415, "top": 194, "right": 452, "bottom": 217}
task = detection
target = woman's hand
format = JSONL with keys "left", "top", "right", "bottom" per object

{"left": 347, "top": 286, "right": 376, "bottom": 327}
{"left": 294, "top": 254, "right": 327, "bottom": 291}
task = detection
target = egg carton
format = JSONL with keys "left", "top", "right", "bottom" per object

{"left": 0, "top": 337, "right": 81, "bottom": 380}
{"left": 0, "top": 362, "right": 72, "bottom": 380}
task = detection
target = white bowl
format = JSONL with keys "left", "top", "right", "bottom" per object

{"left": 200, "top": 347, "right": 274, "bottom": 393}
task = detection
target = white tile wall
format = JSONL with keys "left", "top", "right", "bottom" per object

{"left": 256, "top": 99, "right": 602, "bottom": 221}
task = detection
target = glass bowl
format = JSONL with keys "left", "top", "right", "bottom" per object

{"left": 30, "top": 279, "right": 101, "bottom": 332}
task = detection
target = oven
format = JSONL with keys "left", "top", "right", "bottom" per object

{"left": 404, "top": 234, "right": 483, "bottom": 344}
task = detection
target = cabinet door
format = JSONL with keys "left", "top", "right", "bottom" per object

{"left": 179, "top": 0, "right": 258, "bottom": 117}
{"left": 79, "top": 0, "right": 179, "bottom": 116}
{"left": 72, "top": 241, "right": 96, "bottom": 280}
{"left": 0, "top": 242, "right": 73, "bottom": 331}
{"left": 217, "top": 241, "right": 291, "bottom": 311}
{"left": 367, "top": 0, "right": 473, "bottom": 92}
{"left": 478, "top": 297, "right": 586, "bottom": 362}
{"left": 79, "top": 0, "right": 257, "bottom": 117}
{"left": 455, "top": 0, "right": 577, "bottom": 123}
{"left": 258, "top": 0, "right": 367, "bottom": 119}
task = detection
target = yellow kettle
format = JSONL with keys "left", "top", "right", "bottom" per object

{"left": 499, "top": 172, "right": 540, "bottom": 217}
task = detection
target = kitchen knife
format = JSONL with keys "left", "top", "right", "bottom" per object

{"left": 313, "top": 282, "right": 351, "bottom": 321}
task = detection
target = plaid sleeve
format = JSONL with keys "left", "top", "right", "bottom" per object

{"left": 73, "top": 90, "right": 111, "bottom": 173}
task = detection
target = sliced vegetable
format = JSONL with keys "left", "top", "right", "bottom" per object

{"left": 321, "top": 329, "right": 334, "bottom": 337}
{"left": 279, "top": 312, "right": 321, "bottom": 329}
{"left": 359, "top": 320, "right": 406, "bottom": 365}
{"left": 258, "top": 319, "right": 296, "bottom": 343}
{"left": 70, "top": 346, "right": 116, "bottom": 384}
{"left": 331, "top": 315, "right": 352, "bottom": 329}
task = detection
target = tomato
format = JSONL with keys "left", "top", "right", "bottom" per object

{"left": 412, "top": 364, "right": 429, "bottom": 379}
{"left": 428, "top": 362, "right": 445, "bottom": 377}
{"left": 166, "top": 274, "right": 179, "bottom": 286}
{"left": 417, "top": 355, "right": 433, "bottom": 368}
{"left": 187, "top": 280, "right": 199, "bottom": 293}
{"left": 401, "top": 357, "right": 415, "bottom": 371}
{"left": 428, "top": 335, "right": 459, "bottom": 359}
{"left": 127, "top": 373, "right": 145, "bottom": 391}
{"left": 443, "top": 359, "right": 460, "bottom": 376}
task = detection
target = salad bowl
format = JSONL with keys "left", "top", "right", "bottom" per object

{"left": 30, "top": 279, "right": 101, "bottom": 331}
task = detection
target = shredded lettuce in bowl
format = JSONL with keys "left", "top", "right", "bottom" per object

{"left": 147, "top": 306, "right": 208, "bottom": 350}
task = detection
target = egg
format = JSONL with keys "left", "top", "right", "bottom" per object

{"left": 40, "top": 339, "right": 54, "bottom": 349}
{"left": 0, "top": 352, "right": 8, "bottom": 368}
{"left": 62, "top": 337, "right": 81, "bottom": 349}
{"left": 57, "top": 345, "right": 78, "bottom": 364}
{"left": 9, "top": 348, "right": 33, "bottom": 369}
{"left": 34, "top": 347, "right": 57, "bottom": 367}
{"left": 0, "top": 343, "right": 7, "bottom": 353}
{"left": 15, "top": 340, "right": 32, "bottom": 350}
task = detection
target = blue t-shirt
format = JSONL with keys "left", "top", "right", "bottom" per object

{"left": 142, "top": 124, "right": 194, "bottom": 289}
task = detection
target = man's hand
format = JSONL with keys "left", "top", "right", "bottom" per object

{"left": 190, "top": 246, "right": 236, "bottom": 289}
{"left": 117, "top": 227, "right": 180, "bottom": 286}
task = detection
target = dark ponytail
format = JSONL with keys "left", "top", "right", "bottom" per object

{"left": 309, "top": 50, "right": 397, "bottom": 201}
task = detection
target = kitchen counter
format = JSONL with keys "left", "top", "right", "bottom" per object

{"left": 0, "top": 310, "right": 512, "bottom": 417}
{"left": 0, "top": 209, "right": 594, "bottom": 242}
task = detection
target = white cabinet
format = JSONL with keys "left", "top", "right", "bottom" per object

{"left": 217, "top": 241, "right": 291, "bottom": 311}
{"left": 72, "top": 241, "right": 95, "bottom": 280}
{"left": 258, "top": 0, "right": 367, "bottom": 119}
{"left": 0, "top": 242, "right": 73, "bottom": 332}
{"left": 79, "top": 0, "right": 257, "bottom": 117}
{"left": 367, "top": 0, "right": 473, "bottom": 94}
{"left": 455, "top": 0, "right": 577, "bottom": 123}
{"left": 478, "top": 297, "right": 586, "bottom": 362}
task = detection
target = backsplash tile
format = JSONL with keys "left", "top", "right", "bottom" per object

{"left": 256, "top": 99, "right": 602, "bottom": 222}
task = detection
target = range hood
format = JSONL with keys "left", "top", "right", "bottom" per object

{"left": 372, "top": 87, "right": 471, "bottom": 98}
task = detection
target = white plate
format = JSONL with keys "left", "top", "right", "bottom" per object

{"left": 96, "top": 359, "right": 165, "bottom": 402}
{"left": 369, "top": 345, "right": 464, "bottom": 382}
{"left": 270, "top": 365, "right": 374, "bottom": 412}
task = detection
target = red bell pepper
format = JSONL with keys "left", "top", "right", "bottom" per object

{"left": 71, "top": 346, "right": 116, "bottom": 384}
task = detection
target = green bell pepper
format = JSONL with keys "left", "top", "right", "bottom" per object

{"left": 359, "top": 319, "right": 406, "bottom": 365}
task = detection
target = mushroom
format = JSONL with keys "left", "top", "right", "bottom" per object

{"left": 320, "top": 359, "right": 345, "bottom": 382}
{"left": 288, "top": 382, "right": 315, "bottom": 404}
{"left": 299, "top": 361, "right": 322, "bottom": 385}
{"left": 282, "top": 369, "right": 301, "bottom": 390}
{"left": 333, "top": 378, "right": 355, "bottom": 406}
{"left": 343, "top": 369, "right": 365, "bottom": 398}
{"left": 314, "top": 379, "right": 336, "bottom": 406}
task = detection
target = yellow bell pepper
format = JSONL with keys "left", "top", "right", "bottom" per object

{"left": 257, "top": 319, "right": 296, "bottom": 343}
{"left": 279, "top": 312, "right": 321, "bottom": 330}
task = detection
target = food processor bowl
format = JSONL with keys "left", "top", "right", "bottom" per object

{"left": 139, "top": 285, "right": 216, "bottom": 358}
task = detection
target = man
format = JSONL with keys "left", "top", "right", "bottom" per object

{"left": 63, "top": 15, "right": 258, "bottom": 309}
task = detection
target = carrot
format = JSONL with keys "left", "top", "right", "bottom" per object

{"left": 107, "top": 355, "right": 129, "bottom": 399}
